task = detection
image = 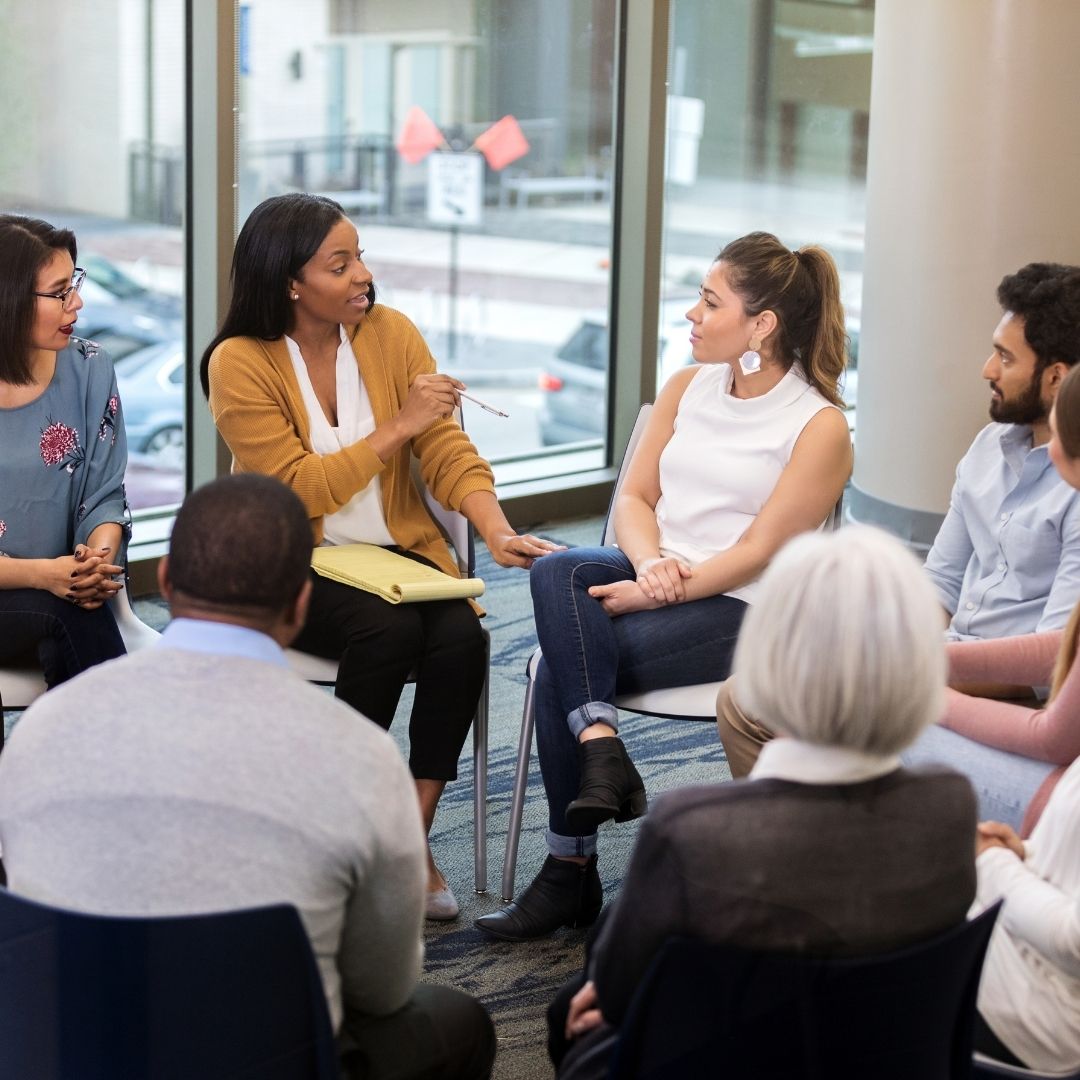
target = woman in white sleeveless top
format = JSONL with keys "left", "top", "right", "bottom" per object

{"left": 477, "top": 232, "right": 853, "bottom": 940}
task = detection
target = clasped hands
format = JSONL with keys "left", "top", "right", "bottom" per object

{"left": 42, "top": 545, "right": 124, "bottom": 610}
{"left": 565, "top": 979, "right": 605, "bottom": 1042}
{"left": 975, "top": 820, "right": 1026, "bottom": 860}
{"left": 588, "top": 555, "right": 692, "bottom": 616}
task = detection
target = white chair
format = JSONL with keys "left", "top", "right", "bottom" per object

{"left": 500, "top": 403, "right": 844, "bottom": 901}
{"left": 973, "top": 1056, "right": 1080, "bottom": 1079}
{"left": 0, "top": 587, "right": 161, "bottom": 743}
{"left": 286, "top": 484, "right": 491, "bottom": 894}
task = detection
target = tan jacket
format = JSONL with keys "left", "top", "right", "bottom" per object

{"left": 207, "top": 305, "right": 495, "bottom": 579}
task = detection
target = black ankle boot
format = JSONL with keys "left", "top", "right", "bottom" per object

{"left": 564, "top": 737, "right": 647, "bottom": 832}
{"left": 474, "top": 855, "right": 602, "bottom": 941}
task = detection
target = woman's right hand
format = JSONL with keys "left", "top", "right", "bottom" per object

{"left": 395, "top": 374, "right": 465, "bottom": 439}
{"left": 635, "top": 555, "right": 692, "bottom": 603}
{"left": 37, "top": 547, "right": 124, "bottom": 609}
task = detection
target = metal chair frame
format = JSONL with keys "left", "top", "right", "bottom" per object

{"left": 286, "top": 476, "right": 490, "bottom": 894}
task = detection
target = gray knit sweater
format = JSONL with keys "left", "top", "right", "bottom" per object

{"left": 0, "top": 646, "right": 427, "bottom": 1032}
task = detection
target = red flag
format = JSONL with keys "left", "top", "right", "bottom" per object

{"left": 474, "top": 115, "right": 530, "bottom": 171}
{"left": 396, "top": 106, "right": 444, "bottom": 165}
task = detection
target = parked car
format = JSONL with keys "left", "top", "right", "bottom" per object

{"left": 75, "top": 254, "right": 182, "bottom": 363}
{"left": 82, "top": 253, "right": 183, "bottom": 320}
{"left": 537, "top": 299, "right": 695, "bottom": 447}
{"left": 115, "top": 340, "right": 184, "bottom": 463}
{"left": 537, "top": 302, "right": 859, "bottom": 446}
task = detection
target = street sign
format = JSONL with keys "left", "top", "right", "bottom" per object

{"left": 427, "top": 151, "right": 484, "bottom": 226}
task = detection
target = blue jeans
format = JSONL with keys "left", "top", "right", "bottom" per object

{"left": 0, "top": 588, "right": 126, "bottom": 689}
{"left": 901, "top": 724, "right": 1055, "bottom": 832}
{"left": 531, "top": 547, "right": 748, "bottom": 857}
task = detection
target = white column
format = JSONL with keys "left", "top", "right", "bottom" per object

{"left": 849, "top": 0, "right": 1080, "bottom": 545}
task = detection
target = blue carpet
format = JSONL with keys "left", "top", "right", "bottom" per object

{"left": 415, "top": 516, "right": 732, "bottom": 1079}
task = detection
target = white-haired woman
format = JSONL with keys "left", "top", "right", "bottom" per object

{"left": 548, "top": 526, "right": 977, "bottom": 1080}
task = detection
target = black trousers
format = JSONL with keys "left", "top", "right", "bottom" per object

{"left": 339, "top": 984, "right": 496, "bottom": 1080}
{"left": 0, "top": 588, "right": 125, "bottom": 688}
{"left": 292, "top": 571, "right": 485, "bottom": 781}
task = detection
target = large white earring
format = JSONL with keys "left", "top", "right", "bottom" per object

{"left": 739, "top": 335, "right": 763, "bottom": 375}
{"left": 290, "top": 292, "right": 299, "bottom": 301}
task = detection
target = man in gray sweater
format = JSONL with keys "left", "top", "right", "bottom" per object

{"left": 0, "top": 474, "right": 494, "bottom": 1080}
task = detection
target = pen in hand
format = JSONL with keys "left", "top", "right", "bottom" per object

{"left": 458, "top": 389, "right": 510, "bottom": 418}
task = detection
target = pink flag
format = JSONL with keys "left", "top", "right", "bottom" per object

{"left": 474, "top": 115, "right": 530, "bottom": 171}
{"left": 396, "top": 106, "right": 444, "bottom": 165}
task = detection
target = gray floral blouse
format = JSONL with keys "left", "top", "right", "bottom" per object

{"left": 0, "top": 337, "right": 130, "bottom": 562}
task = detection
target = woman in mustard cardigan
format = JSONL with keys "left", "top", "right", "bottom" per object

{"left": 200, "top": 193, "right": 560, "bottom": 920}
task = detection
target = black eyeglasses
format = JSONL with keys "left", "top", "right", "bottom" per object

{"left": 34, "top": 267, "right": 87, "bottom": 310}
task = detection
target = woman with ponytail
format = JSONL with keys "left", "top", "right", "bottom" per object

{"left": 477, "top": 232, "right": 853, "bottom": 941}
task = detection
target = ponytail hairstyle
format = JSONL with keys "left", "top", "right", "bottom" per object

{"left": 198, "top": 192, "right": 371, "bottom": 397}
{"left": 1048, "top": 363, "right": 1080, "bottom": 699}
{"left": 0, "top": 215, "right": 78, "bottom": 385}
{"left": 717, "top": 231, "right": 847, "bottom": 406}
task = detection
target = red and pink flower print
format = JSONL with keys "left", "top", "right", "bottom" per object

{"left": 99, "top": 395, "right": 119, "bottom": 444}
{"left": 40, "top": 421, "right": 78, "bottom": 465}
{"left": 39, "top": 419, "right": 84, "bottom": 473}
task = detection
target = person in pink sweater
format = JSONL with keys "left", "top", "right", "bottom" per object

{"left": 900, "top": 359, "right": 1080, "bottom": 834}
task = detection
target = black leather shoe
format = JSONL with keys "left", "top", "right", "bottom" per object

{"left": 564, "top": 737, "right": 647, "bottom": 832}
{"left": 475, "top": 855, "right": 602, "bottom": 941}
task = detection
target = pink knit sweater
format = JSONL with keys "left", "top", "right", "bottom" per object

{"left": 943, "top": 631, "right": 1073, "bottom": 762}
{"left": 943, "top": 629, "right": 1075, "bottom": 829}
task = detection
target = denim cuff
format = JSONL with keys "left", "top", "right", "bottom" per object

{"left": 546, "top": 829, "right": 599, "bottom": 858}
{"left": 566, "top": 701, "right": 620, "bottom": 739}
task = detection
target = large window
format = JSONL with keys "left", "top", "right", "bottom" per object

{"left": 0, "top": 1, "right": 187, "bottom": 518}
{"left": 236, "top": 0, "right": 619, "bottom": 482}
{"left": 662, "top": 0, "right": 873, "bottom": 426}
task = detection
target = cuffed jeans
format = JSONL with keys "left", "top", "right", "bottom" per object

{"left": 0, "top": 588, "right": 125, "bottom": 689}
{"left": 531, "top": 547, "right": 747, "bottom": 856}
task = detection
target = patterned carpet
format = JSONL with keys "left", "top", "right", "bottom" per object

{"left": 412, "top": 515, "right": 733, "bottom": 1079}
{"left": 5, "top": 514, "right": 732, "bottom": 1079}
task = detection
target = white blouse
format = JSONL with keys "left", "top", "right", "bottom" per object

{"left": 654, "top": 362, "right": 834, "bottom": 603}
{"left": 286, "top": 326, "right": 395, "bottom": 548}
{"left": 975, "top": 756, "right": 1080, "bottom": 1072}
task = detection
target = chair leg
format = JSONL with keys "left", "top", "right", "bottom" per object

{"left": 500, "top": 673, "right": 537, "bottom": 902}
{"left": 473, "top": 629, "right": 491, "bottom": 894}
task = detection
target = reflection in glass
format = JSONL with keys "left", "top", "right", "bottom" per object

{"left": 0, "top": 5, "right": 187, "bottom": 513}
{"left": 236, "top": 0, "right": 618, "bottom": 479}
{"left": 663, "top": 0, "right": 873, "bottom": 430}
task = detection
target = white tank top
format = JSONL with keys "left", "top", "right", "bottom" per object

{"left": 654, "top": 362, "right": 836, "bottom": 603}
{"left": 286, "top": 326, "right": 396, "bottom": 548}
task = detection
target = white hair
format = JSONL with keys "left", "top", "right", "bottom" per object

{"left": 733, "top": 525, "right": 945, "bottom": 755}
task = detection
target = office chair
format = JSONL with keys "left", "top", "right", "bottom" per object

{"left": 0, "top": 888, "right": 338, "bottom": 1079}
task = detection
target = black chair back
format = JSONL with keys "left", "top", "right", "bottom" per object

{"left": 607, "top": 902, "right": 1002, "bottom": 1080}
{"left": 0, "top": 888, "right": 339, "bottom": 1079}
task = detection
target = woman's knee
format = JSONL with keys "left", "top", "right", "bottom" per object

{"left": 341, "top": 605, "right": 425, "bottom": 666}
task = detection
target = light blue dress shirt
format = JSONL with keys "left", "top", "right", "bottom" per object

{"left": 924, "top": 422, "right": 1080, "bottom": 641}
{"left": 156, "top": 617, "right": 288, "bottom": 667}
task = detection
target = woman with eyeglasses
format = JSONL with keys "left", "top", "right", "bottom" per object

{"left": 0, "top": 215, "right": 130, "bottom": 691}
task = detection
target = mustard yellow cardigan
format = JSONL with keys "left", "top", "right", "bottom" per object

{"left": 207, "top": 305, "right": 495, "bottom": 580}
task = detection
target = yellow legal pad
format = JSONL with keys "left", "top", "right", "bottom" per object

{"left": 311, "top": 543, "right": 485, "bottom": 604}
